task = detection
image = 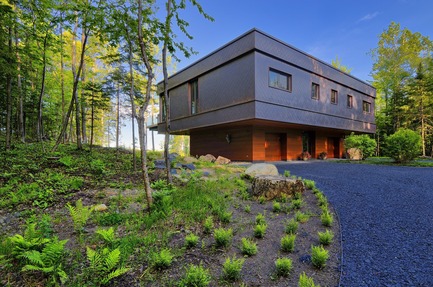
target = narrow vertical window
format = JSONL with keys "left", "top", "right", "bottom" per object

{"left": 331, "top": 89, "right": 338, "bottom": 104}
{"left": 190, "top": 79, "right": 198, "bottom": 114}
{"left": 269, "top": 69, "right": 292, "bottom": 92}
{"left": 363, "top": 101, "right": 371, "bottom": 113}
{"left": 311, "top": 83, "right": 320, "bottom": 100}
{"left": 347, "top": 95, "right": 353, "bottom": 108}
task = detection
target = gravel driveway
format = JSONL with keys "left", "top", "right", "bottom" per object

{"left": 274, "top": 161, "right": 433, "bottom": 287}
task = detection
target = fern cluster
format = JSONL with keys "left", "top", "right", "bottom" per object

{"left": 87, "top": 246, "right": 129, "bottom": 285}
{"left": 66, "top": 199, "right": 93, "bottom": 233}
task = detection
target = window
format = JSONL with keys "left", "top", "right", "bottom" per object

{"left": 269, "top": 69, "right": 292, "bottom": 92}
{"left": 311, "top": 83, "right": 320, "bottom": 100}
{"left": 363, "top": 101, "right": 371, "bottom": 113}
{"left": 347, "top": 95, "right": 353, "bottom": 108}
{"left": 331, "top": 90, "right": 338, "bottom": 104}
{"left": 189, "top": 79, "right": 198, "bottom": 114}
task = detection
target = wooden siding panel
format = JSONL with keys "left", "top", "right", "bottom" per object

{"left": 286, "top": 131, "right": 303, "bottom": 160}
{"left": 252, "top": 128, "right": 265, "bottom": 161}
{"left": 315, "top": 135, "right": 327, "bottom": 159}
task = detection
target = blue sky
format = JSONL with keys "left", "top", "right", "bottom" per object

{"left": 169, "top": 0, "right": 433, "bottom": 83}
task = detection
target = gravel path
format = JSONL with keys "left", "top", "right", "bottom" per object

{"left": 274, "top": 161, "right": 433, "bottom": 287}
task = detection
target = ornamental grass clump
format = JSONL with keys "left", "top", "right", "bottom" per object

{"left": 318, "top": 230, "right": 334, "bottom": 245}
{"left": 254, "top": 224, "right": 267, "bottom": 238}
{"left": 285, "top": 218, "right": 299, "bottom": 234}
{"left": 240, "top": 238, "right": 257, "bottom": 256}
{"left": 255, "top": 213, "right": 266, "bottom": 225}
{"left": 311, "top": 245, "right": 329, "bottom": 269}
{"left": 179, "top": 263, "right": 211, "bottom": 287}
{"left": 295, "top": 211, "right": 310, "bottom": 223}
{"left": 291, "top": 198, "right": 303, "bottom": 210}
{"left": 185, "top": 233, "right": 199, "bottom": 248}
{"left": 281, "top": 234, "right": 296, "bottom": 252}
{"left": 273, "top": 201, "right": 282, "bottom": 212}
{"left": 203, "top": 216, "right": 214, "bottom": 234}
{"left": 298, "top": 272, "right": 320, "bottom": 287}
{"left": 321, "top": 211, "right": 333, "bottom": 227}
{"left": 275, "top": 257, "right": 293, "bottom": 277}
{"left": 214, "top": 228, "right": 233, "bottom": 248}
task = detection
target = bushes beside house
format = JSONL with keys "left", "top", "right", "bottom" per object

{"left": 344, "top": 133, "right": 376, "bottom": 160}
{"left": 385, "top": 129, "right": 421, "bottom": 163}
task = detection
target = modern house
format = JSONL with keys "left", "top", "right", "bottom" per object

{"left": 154, "top": 29, "right": 376, "bottom": 161}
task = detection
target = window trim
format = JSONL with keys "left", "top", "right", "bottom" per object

{"left": 311, "top": 83, "right": 320, "bottom": 100}
{"left": 268, "top": 68, "right": 292, "bottom": 92}
{"left": 331, "top": 89, "right": 338, "bottom": 105}
{"left": 347, "top": 95, "right": 353, "bottom": 109}
{"left": 189, "top": 79, "right": 198, "bottom": 115}
{"left": 363, "top": 101, "right": 371, "bottom": 114}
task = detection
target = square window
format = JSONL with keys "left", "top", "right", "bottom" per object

{"left": 363, "top": 101, "right": 371, "bottom": 113}
{"left": 311, "top": 83, "right": 320, "bottom": 100}
{"left": 269, "top": 69, "right": 292, "bottom": 92}
{"left": 347, "top": 95, "right": 353, "bottom": 108}
{"left": 331, "top": 90, "right": 338, "bottom": 104}
{"left": 189, "top": 79, "right": 198, "bottom": 114}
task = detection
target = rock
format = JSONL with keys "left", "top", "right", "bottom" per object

{"left": 199, "top": 154, "right": 216, "bottom": 162}
{"left": 94, "top": 204, "right": 108, "bottom": 212}
{"left": 215, "top": 156, "right": 231, "bottom": 165}
{"left": 245, "top": 163, "right": 279, "bottom": 177}
{"left": 182, "top": 163, "right": 196, "bottom": 170}
{"left": 347, "top": 148, "right": 362, "bottom": 160}
{"left": 168, "top": 153, "right": 180, "bottom": 161}
{"left": 183, "top": 156, "right": 198, "bottom": 164}
{"left": 171, "top": 169, "right": 177, "bottom": 175}
{"left": 175, "top": 163, "right": 183, "bottom": 168}
{"left": 154, "top": 159, "right": 166, "bottom": 169}
{"left": 252, "top": 176, "right": 305, "bottom": 200}
{"left": 202, "top": 171, "right": 210, "bottom": 177}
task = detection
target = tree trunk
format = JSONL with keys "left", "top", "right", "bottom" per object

{"left": 90, "top": 90, "right": 94, "bottom": 150}
{"left": 162, "top": 0, "right": 172, "bottom": 183}
{"left": 132, "top": 111, "right": 136, "bottom": 172}
{"left": 80, "top": 38, "right": 87, "bottom": 144}
{"left": 60, "top": 13, "right": 66, "bottom": 143}
{"left": 37, "top": 32, "right": 49, "bottom": 143}
{"left": 6, "top": 27, "right": 12, "bottom": 150}
{"left": 116, "top": 83, "right": 120, "bottom": 151}
{"left": 15, "top": 26, "right": 25, "bottom": 143}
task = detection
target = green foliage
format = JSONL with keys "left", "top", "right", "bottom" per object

{"left": 385, "top": 128, "right": 421, "bottom": 163}
{"left": 321, "top": 211, "right": 334, "bottom": 227}
{"left": 275, "top": 257, "right": 293, "bottom": 277}
{"left": 291, "top": 198, "right": 303, "bottom": 210}
{"left": 222, "top": 256, "right": 244, "bottom": 281}
{"left": 285, "top": 218, "right": 299, "bottom": 234}
{"left": 96, "top": 212, "right": 125, "bottom": 226}
{"left": 258, "top": 195, "right": 266, "bottom": 204}
{"left": 86, "top": 246, "right": 129, "bottom": 285}
{"left": 303, "top": 179, "right": 316, "bottom": 190}
{"left": 344, "top": 133, "right": 376, "bottom": 159}
{"left": 203, "top": 216, "right": 214, "bottom": 234}
{"left": 66, "top": 199, "right": 93, "bottom": 233}
{"left": 219, "top": 211, "right": 232, "bottom": 223}
{"left": 283, "top": 170, "right": 290, "bottom": 177}
{"left": 244, "top": 204, "right": 251, "bottom": 213}
{"left": 214, "top": 228, "right": 233, "bottom": 248}
{"left": 254, "top": 224, "right": 267, "bottom": 238}
{"left": 59, "top": 155, "right": 74, "bottom": 168}
{"left": 21, "top": 237, "right": 69, "bottom": 285}
{"left": 96, "top": 227, "right": 117, "bottom": 247}
{"left": 318, "top": 230, "right": 334, "bottom": 245}
{"left": 90, "top": 159, "right": 107, "bottom": 176}
{"left": 255, "top": 213, "right": 266, "bottom": 225}
{"left": 293, "top": 191, "right": 302, "bottom": 200}
{"left": 272, "top": 201, "right": 281, "bottom": 212}
{"left": 311, "top": 245, "right": 329, "bottom": 269}
{"left": 295, "top": 211, "right": 310, "bottom": 223}
{"left": 299, "top": 272, "right": 320, "bottom": 287}
{"left": 179, "top": 263, "right": 211, "bottom": 287}
{"left": 240, "top": 238, "right": 257, "bottom": 256}
{"left": 150, "top": 248, "right": 173, "bottom": 270}
{"left": 185, "top": 233, "right": 199, "bottom": 248}
{"left": 280, "top": 234, "right": 296, "bottom": 252}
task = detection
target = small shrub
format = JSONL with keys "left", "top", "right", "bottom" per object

{"left": 344, "top": 133, "right": 376, "bottom": 159}
{"left": 203, "top": 216, "right": 214, "bottom": 234}
{"left": 255, "top": 213, "right": 266, "bottom": 225}
{"left": 299, "top": 272, "right": 320, "bottom": 287}
{"left": 151, "top": 248, "right": 173, "bottom": 270}
{"left": 295, "top": 211, "right": 310, "bottom": 223}
{"left": 244, "top": 205, "right": 251, "bottom": 213}
{"left": 272, "top": 201, "right": 281, "bottom": 212}
{"left": 321, "top": 211, "right": 333, "bottom": 227}
{"left": 291, "top": 198, "right": 303, "bottom": 210}
{"left": 240, "top": 238, "right": 257, "bottom": 256}
{"left": 318, "top": 230, "right": 334, "bottom": 245}
{"left": 219, "top": 211, "right": 232, "bottom": 223}
{"left": 90, "top": 159, "right": 107, "bottom": 175}
{"left": 303, "top": 179, "right": 316, "bottom": 190}
{"left": 285, "top": 218, "right": 299, "bottom": 234}
{"left": 222, "top": 256, "right": 244, "bottom": 281}
{"left": 275, "top": 257, "right": 293, "bottom": 277}
{"left": 281, "top": 234, "right": 296, "bottom": 252}
{"left": 87, "top": 246, "right": 129, "bottom": 284}
{"left": 185, "top": 233, "right": 199, "bottom": 248}
{"left": 311, "top": 245, "right": 329, "bottom": 269}
{"left": 179, "top": 263, "right": 211, "bottom": 287}
{"left": 385, "top": 128, "right": 421, "bottom": 163}
{"left": 254, "top": 224, "right": 267, "bottom": 238}
{"left": 316, "top": 193, "right": 328, "bottom": 207}
{"left": 214, "top": 228, "right": 233, "bottom": 248}
{"left": 284, "top": 170, "right": 290, "bottom": 177}
{"left": 258, "top": 196, "right": 266, "bottom": 204}
{"left": 293, "top": 192, "right": 302, "bottom": 200}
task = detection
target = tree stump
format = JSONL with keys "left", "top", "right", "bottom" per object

{"left": 252, "top": 175, "right": 305, "bottom": 200}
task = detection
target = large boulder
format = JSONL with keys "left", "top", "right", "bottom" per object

{"left": 215, "top": 156, "right": 231, "bottom": 165}
{"left": 183, "top": 156, "right": 198, "bottom": 164}
{"left": 199, "top": 154, "right": 216, "bottom": 162}
{"left": 347, "top": 148, "right": 362, "bottom": 160}
{"left": 245, "top": 163, "right": 279, "bottom": 177}
{"left": 252, "top": 176, "right": 305, "bottom": 200}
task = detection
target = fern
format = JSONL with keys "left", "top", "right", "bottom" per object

{"left": 87, "top": 246, "right": 129, "bottom": 285}
{"left": 96, "top": 227, "right": 116, "bottom": 247}
{"left": 66, "top": 199, "right": 93, "bottom": 233}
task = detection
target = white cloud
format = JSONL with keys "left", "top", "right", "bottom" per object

{"left": 358, "top": 12, "right": 379, "bottom": 22}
